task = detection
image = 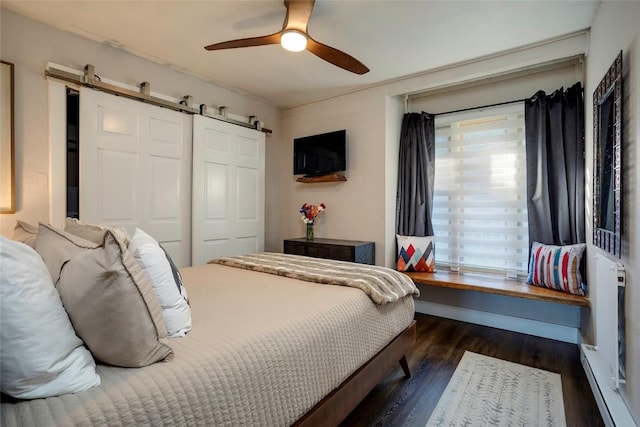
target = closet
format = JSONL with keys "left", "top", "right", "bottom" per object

{"left": 191, "top": 116, "right": 265, "bottom": 266}
{"left": 52, "top": 84, "right": 265, "bottom": 267}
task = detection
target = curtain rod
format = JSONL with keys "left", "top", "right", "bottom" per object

{"left": 431, "top": 97, "right": 530, "bottom": 117}
{"left": 430, "top": 83, "right": 582, "bottom": 117}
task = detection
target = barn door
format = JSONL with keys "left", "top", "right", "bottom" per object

{"left": 192, "top": 115, "right": 265, "bottom": 265}
{"left": 79, "top": 88, "right": 192, "bottom": 267}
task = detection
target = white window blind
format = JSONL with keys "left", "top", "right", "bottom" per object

{"left": 433, "top": 103, "right": 529, "bottom": 276}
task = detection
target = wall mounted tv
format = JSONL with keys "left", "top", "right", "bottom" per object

{"left": 293, "top": 130, "right": 346, "bottom": 177}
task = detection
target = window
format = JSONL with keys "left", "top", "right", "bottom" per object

{"left": 66, "top": 88, "right": 79, "bottom": 219}
{"left": 433, "top": 103, "right": 528, "bottom": 277}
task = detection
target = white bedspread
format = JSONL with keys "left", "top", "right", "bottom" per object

{"left": 1, "top": 263, "right": 415, "bottom": 426}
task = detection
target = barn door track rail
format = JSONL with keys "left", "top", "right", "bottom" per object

{"left": 45, "top": 63, "right": 272, "bottom": 134}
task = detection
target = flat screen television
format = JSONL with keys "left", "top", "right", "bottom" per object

{"left": 293, "top": 130, "right": 346, "bottom": 176}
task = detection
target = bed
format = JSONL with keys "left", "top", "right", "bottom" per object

{"left": 1, "top": 253, "right": 417, "bottom": 426}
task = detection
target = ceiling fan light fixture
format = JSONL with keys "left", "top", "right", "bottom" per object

{"left": 280, "top": 30, "right": 307, "bottom": 52}
{"left": 205, "top": 0, "right": 369, "bottom": 74}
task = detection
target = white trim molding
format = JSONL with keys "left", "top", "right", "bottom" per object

{"left": 415, "top": 300, "right": 579, "bottom": 344}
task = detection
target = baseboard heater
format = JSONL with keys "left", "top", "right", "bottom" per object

{"left": 580, "top": 255, "right": 636, "bottom": 426}
{"left": 581, "top": 345, "right": 635, "bottom": 426}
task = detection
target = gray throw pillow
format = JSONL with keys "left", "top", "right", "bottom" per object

{"left": 64, "top": 217, "right": 130, "bottom": 245}
{"left": 36, "top": 224, "right": 173, "bottom": 367}
{"left": 35, "top": 223, "right": 98, "bottom": 283}
{"left": 10, "top": 220, "right": 39, "bottom": 248}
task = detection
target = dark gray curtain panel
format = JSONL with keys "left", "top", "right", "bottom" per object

{"left": 395, "top": 112, "right": 435, "bottom": 236}
{"left": 524, "top": 82, "right": 585, "bottom": 246}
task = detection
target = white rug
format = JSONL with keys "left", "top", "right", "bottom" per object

{"left": 426, "top": 351, "right": 566, "bottom": 426}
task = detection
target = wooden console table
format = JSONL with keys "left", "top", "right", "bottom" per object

{"left": 283, "top": 238, "right": 375, "bottom": 265}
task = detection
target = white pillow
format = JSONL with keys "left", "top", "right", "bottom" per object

{"left": 0, "top": 237, "right": 101, "bottom": 399}
{"left": 128, "top": 228, "right": 192, "bottom": 337}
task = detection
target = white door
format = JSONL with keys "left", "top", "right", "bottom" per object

{"left": 79, "top": 88, "right": 192, "bottom": 267}
{"left": 192, "top": 115, "right": 265, "bottom": 265}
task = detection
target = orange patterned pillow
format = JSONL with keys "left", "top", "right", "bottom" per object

{"left": 397, "top": 235, "right": 435, "bottom": 272}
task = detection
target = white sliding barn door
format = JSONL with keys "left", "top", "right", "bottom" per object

{"left": 192, "top": 115, "right": 265, "bottom": 265}
{"left": 79, "top": 88, "right": 192, "bottom": 267}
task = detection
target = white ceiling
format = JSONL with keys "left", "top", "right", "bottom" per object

{"left": 2, "top": 0, "right": 600, "bottom": 109}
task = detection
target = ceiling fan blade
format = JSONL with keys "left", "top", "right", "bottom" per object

{"left": 283, "top": 0, "right": 315, "bottom": 32}
{"left": 306, "top": 37, "right": 369, "bottom": 75}
{"left": 204, "top": 32, "right": 281, "bottom": 51}
{"left": 204, "top": 1, "right": 370, "bottom": 75}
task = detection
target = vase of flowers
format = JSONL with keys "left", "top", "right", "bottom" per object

{"left": 306, "top": 223, "right": 314, "bottom": 241}
{"left": 300, "top": 203, "right": 326, "bottom": 241}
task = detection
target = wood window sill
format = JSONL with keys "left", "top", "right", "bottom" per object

{"left": 403, "top": 271, "right": 590, "bottom": 307}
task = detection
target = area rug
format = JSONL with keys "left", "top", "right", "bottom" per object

{"left": 426, "top": 351, "right": 566, "bottom": 426}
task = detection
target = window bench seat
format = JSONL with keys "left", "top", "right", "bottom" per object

{"left": 404, "top": 271, "right": 590, "bottom": 307}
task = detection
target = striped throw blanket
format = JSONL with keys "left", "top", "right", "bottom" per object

{"left": 209, "top": 252, "right": 420, "bottom": 305}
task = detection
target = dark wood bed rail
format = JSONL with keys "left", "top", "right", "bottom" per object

{"left": 294, "top": 320, "right": 417, "bottom": 427}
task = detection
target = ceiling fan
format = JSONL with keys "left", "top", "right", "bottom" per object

{"left": 204, "top": 0, "right": 369, "bottom": 75}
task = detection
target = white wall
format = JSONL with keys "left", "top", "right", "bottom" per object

{"left": 586, "top": 2, "right": 640, "bottom": 421}
{"left": 384, "top": 95, "right": 404, "bottom": 266}
{"left": 278, "top": 93, "right": 403, "bottom": 267}
{"left": 280, "top": 93, "right": 389, "bottom": 264}
{"left": 0, "top": 9, "right": 283, "bottom": 253}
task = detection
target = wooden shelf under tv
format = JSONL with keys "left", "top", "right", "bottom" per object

{"left": 296, "top": 174, "right": 347, "bottom": 183}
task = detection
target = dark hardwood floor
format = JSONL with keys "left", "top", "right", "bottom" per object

{"left": 341, "top": 313, "right": 604, "bottom": 427}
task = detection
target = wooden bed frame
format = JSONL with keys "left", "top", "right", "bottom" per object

{"left": 294, "top": 320, "right": 417, "bottom": 427}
